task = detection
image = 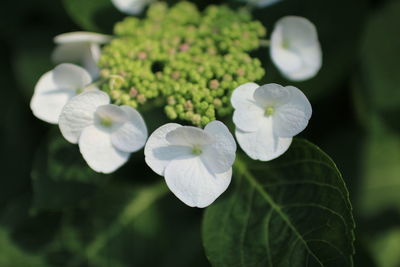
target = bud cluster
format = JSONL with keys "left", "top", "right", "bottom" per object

{"left": 98, "top": 1, "right": 266, "bottom": 126}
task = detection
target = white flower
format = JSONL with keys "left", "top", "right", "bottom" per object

{"left": 59, "top": 90, "right": 148, "bottom": 174}
{"left": 231, "top": 83, "right": 312, "bottom": 161}
{"left": 144, "top": 121, "right": 236, "bottom": 208}
{"left": 30, "top": 63, "right": 94, "bottom": 124}
{"left": 270, "top": 16, "right": 322, "bottom": 81}
{"left": 111, "top": 0, "right": 156, "bottom": 15}
{"left": 52, "top": 32, "right": 111, "bottom": 78}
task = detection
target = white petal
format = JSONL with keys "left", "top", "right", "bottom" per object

{"left": 236, "top": 117, "right": 292, "bottom": 161}
{"left": 54, "top": 32, "right": 112, "bottom": 44}
{"left": 30, "top": 71, "right": 75, "bottom": 124}
{"left": 79, "top": 125, "right": 129, "bottom": 174}
{"left": 202, "top": 121, "right": 237, "bottom": 174}
{"left": 231, "top": 82, "right": 265, "bottom": 132}
{"left": 82, "top": 43, "right": 101, "bottom": 79}
{"left": 231, "top": 82, "right": 259, "bottom": 109}
{"left": 270, "top": 16, "right": 322, "bottom": 81}
{"left": 270, "top": 43, "right": 303, "bottom": 74}
{"left": 52, "top": 43, "right": 87, "bottom": 64}
{"left": 94, "top": 104, "right": 128, "bottom": 132}
{"left": 111, "top": 0, "right": 154, "bottom": 15}
{"left": 59, "top": 90, "right": 110, "bottom": 144}
{"left": 53, "top": 63, "right": 92, "bottom": 90}
{"left": 232, "top": 104, "right": 265, "bottom": 132}
{"left": 284, "top": 43, "right": 322, "bottom": 81}
{"left": 253, "top": 83, "right": 291, "bottom": 107}
{"left": 52, "top": 43, "right": 101, "bottom": 79}
{"left": 111, "top": 106, "right": 148, "bottom": 153}
{"left": 273, "top": 86, "right": 312, "bottom": 137}
{"left": 164, "top": 157, "right": 232, "bottom": 208}
{"left": 166, "top": 126, "right": 214, "bottom": 146}
{"left": 145, "top": 123, "right": 191, "bottom": 176}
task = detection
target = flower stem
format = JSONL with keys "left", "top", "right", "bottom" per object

{"left": 85, "top": 180, "right": 169, "bottom": 261}
{"left": 82, "top": 79, "right": 107, "bottom": 92}
{"left": 259, "top": 39, "right": 270, "bottom": 47}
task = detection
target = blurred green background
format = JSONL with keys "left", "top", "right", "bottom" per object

{"left": 0, "top": 0, "right": 399, "bottom": 266}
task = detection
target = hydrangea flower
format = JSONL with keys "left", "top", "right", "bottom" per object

{"left": 59, "top": 90, "right": 148, "bottom": 173}
{"left": 52, "top": 32, "right": 111, "bottom": 78}
{"left": 30, "top": 63, "right": 94, "bottom": 124}
{"left": 111, "top": 0, "right": 156, "bottom": 15}
{"left": 144, "top": 121, "right": 236, "bottom": 208}
{"left": 231, "top": 83, "right": 312, "bottom": 161}
{"left": 270, "top": 16, "right": 322, "bottom": 81}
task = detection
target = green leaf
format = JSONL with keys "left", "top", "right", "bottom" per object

{"left": 0, "top": 227, "right": 49, "bottom": 267}
{"left": 203, "top": 139, "right": 355, "bottom": 267}
{"left": 12, "top": 30, "right": 53, "bottom": 102}
{"left": 368, "top": 228, "right": 400, "bottom": 267}
{"left": 357, "top": 118, "right": 400, "bottom": 216}
{"left": 62, "top": 0, "right": 122, "bottom": 32}
{"left": 357, "top": 0, "right": 400, "bottom": 133}
{"left": 31, "top": 130, "right": 107, "bottom": 211}
{"left": 34, "top": 130, "right": 107, "bottom": 184}
{"left": 48, "top": 180, "right": 209, "bottom": 267}
{"left": 360, "top": 0, "right": 400, "bottom": 112}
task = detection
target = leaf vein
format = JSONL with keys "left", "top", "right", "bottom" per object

{"left": 235, "top": 157, "right": 325, "bottom": 267}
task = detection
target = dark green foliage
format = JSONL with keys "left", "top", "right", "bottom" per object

{"left": 31, "top": 130, "right": 107, "bottom": 212}
{"left": 62, "top": 0, "right": 122, "bottom": 32}
{"left": 203, "top": 139, "right": 355, "bottom": 267}
{"left": 1, "top": 0, "right": 399, "bottom": 266}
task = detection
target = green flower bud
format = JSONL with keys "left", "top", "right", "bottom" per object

{"left": 109, "top": 75, "right": 125, "bottom": 90}
{"left": 98, "top": 1, "right": 266, "bottom": 126}
{"left": 165, "top": 105, "right": 178, "bottom": 119}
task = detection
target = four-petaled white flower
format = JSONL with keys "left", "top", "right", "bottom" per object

{"left": 59, "top": 90, "right": 148, "bottom": 174}
{"left": 111, "top": 0, "right": 156, "bottom": 15}
{"left": 144, "top": 121, "right": 236, "bottom": 208}
{"left": 30, "top": 63, "right": 95, "bottom": 124}
{"left": 270, "top": 16, "right": 322, "bottom": 81}
{"left": 52, "top": 32, "right": 111, "bottom": 78}
{"left": 231, "top": 83, "right": 312, "bottom": 161}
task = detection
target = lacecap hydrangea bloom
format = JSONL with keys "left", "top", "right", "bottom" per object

{"left": 270, "top": 16, "right": 322, "bottom": 81}
{"left": 59, "top": 90, "right": 148, "bottom": 173}
{"left": 30, "top": 63, "right": 95, "bottom": 124}
{"left": 29, "top": 1, "right": 320, "bottom": 207}
{"left": 145, "top": 121, "right": 236, "bottom": 208}
{"left": 231, "top": 83, "right": 312, "bottom": 161}
{"left": 52, "top": 32, "right": 112, "bottom": 78}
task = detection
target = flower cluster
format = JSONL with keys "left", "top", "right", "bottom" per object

{"left": 98, "top": 1, "right": 266, "bottom": 126}
{"left": 30, "top": 0, "right": 321, "bottom": 208}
